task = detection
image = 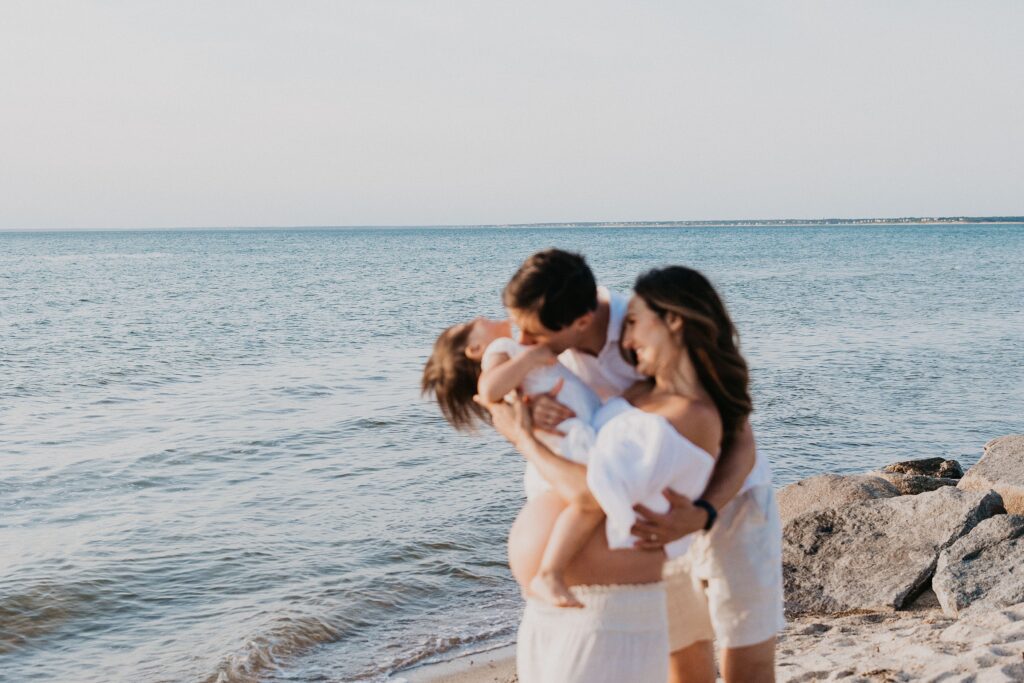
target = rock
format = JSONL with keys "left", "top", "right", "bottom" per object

{"left": 776, "top": 474, "right": 899, "bottom": 523}
{"left": 959, "top": 435, "right": 1024, "bottom": 514}
{"left": 933, "top": 515, "right": 1024, "bottom": 618}
{"left": 873, "top": 471, "right": 960, "bottom": 495}
{"left": 783, "top": 487, "right": 1005, "bottom": 616}
{"left": 883, "top": 457, "right": 964, "bottom": 479}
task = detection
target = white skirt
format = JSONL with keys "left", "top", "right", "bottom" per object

{"left": 516, "top": 583, "right": 669, "bottom": 683}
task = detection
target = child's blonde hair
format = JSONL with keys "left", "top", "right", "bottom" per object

{"left": 421, "top": 322, "right": 490, "bottom": 431}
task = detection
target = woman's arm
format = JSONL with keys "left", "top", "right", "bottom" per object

{"left": 481, "top": 396, "right": 601, "bottom": 512}
{"left": 478, "top": 346, "right": 555, "bottom": 403}
{"left": 694, "top": 418, "right": 756, "bottom": 512}
{"left": 517, "top": 434, "right": 602, "bottom": 512}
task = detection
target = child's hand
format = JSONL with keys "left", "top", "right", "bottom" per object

{"left": 524, "top": 344, "right": 558, "bottom": 367}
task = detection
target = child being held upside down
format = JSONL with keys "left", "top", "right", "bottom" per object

{"left": 421, "top": 316, "right": 605, "bottom": 608}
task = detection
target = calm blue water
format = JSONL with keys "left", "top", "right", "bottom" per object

{"left": 2, "top": 224, "right": 1022, "bottom": 682}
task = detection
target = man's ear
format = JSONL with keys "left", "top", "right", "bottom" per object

{"left": 465, "top": 343, "right": 484, "bottom": 361}
{"left": 572, "top": 310, "right": 595, "bottom": 331}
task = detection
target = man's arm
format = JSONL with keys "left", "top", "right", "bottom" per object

{"left": 526, "top": 390, "right": 575, "bottom": 435}
{"left": 631, "top": 419, "right": 756, "bottom": 548}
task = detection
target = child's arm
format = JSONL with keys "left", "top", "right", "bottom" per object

{"left": 478, "top": 345, "right": 556, "bottom": 402}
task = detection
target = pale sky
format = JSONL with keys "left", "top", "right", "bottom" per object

{"left": 2, "top": 1, "right": 1022, "bottom": 229}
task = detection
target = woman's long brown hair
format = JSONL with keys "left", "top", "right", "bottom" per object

{"left": 632, "top": 266, "right": 752, "bottom": 452}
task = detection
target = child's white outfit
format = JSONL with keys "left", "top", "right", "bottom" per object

{"left": 481, "top": 337, "right": 601, "bottom": 501}
{"left": 481, "top": 338, "right": 716, "bottom": 560}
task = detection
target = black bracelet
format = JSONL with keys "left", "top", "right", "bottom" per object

{"left": 694, "top": 499, "right": 717, "bottom": 531}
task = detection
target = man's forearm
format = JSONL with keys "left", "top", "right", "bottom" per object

{"left": 700, "top": 420, "right": 756, "bottom": 511}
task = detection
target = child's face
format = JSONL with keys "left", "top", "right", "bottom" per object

{"left": 466, "top": 317, "right": 512, "bottom": 359}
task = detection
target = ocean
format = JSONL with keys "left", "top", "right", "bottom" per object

{"left": 2, "top": 224, "right": 1022, "bottom": 682}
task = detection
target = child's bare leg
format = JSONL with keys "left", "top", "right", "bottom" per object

{"left": 530, "top": 504, "right": 604, "bottom": 608}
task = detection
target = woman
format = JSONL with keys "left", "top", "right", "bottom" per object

{"left": 483, "top": 265, "right": 755, "bottom": 683}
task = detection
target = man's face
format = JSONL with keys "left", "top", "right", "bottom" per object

{"left": 507, "top": 307, "right": 579, "bottom": 354}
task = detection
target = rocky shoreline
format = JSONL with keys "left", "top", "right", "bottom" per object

{"left": 774, "top": 433, "right": 1024, "bottom": 681}
{"left": 779, "top": 434, "right": 1024, "bottom": 621}
{"left": 402, "top": 435, "right": 1024, "bottom": 682}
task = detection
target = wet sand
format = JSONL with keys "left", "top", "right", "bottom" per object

{"left": 396, "top": 644, "right": 516, "bottom": 682}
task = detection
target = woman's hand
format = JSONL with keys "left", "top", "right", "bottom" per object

{"left": 474, "top": 394, "right": 536, "bottom": 449}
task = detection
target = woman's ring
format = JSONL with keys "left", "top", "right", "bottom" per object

{"left": 648, "top": 533, "right": 657, "bottom": 541}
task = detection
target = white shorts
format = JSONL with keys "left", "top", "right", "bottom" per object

{"left": 664, "top": 485, "right": 786, "bottom": 651}
{"left": 516, "top": 583, "right": 669, "bottom": 683}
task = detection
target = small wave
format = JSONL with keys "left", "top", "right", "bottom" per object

{"left": 0, "top": 580, "right": 108, "bottom": 654}
{"left": 363, "top": 625, "right": 516, "bottom": 682}
{"left": 345, "top": 417, "right": 399, "bottom": 430}
{"left": 40, "top": 252, "right": 172, "bottom": 262}
{"left": 202, "top": 614, "right": 345, "bottom": 683}
{"left": 272, "top": 384, "right": 334, "bottom": 399}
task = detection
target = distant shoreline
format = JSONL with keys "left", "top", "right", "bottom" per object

{"left": 2, "top": 217, "right": 1023, "bottom": 233}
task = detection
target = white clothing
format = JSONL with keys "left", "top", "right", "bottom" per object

{"left": 516, "top": 583, "right": 669, "bottom": 683}
{"left": 664, "top": 484, "right": 785, "bottom": 650}
{"left": 558, "top": 287, "right": 645, "bottom": 401}
{"left": 482, "top": 337, "right": 602, "bottom": 427}
{"left": 741, "top": 446, "right": 770, "bottom": 493}
{"left": 562, "top": 398, "right": 716, "bottom": 559}
{"left": 739, "top": 446, "right": 773, "bottom": 494}
{"left": 482, "top": 337, "right": 602, "bottom": 501}
{"left": 484, "top": 338, "right": 715, "bottom": 558}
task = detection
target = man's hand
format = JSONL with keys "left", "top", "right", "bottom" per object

{"left": 630, "top": 489, "right": 709, "bottom": 550}
{"left": 526, "top": 378, "right": 575, "bottom": 435}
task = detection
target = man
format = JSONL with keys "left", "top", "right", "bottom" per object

{"left": 492, "top": 248, "right": 782, "bottom": 683}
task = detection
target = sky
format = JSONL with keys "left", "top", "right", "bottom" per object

{"left": 1, "top": 1, "right": 1022, "bottom": 229}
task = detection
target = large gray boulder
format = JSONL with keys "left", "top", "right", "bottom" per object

{"left": 933, "top": 515, "right": 1024, "bottom": 618}
{"left": 959, "top": 435, "right": 1024, "bottom": 514}
{"left": 776, "top": 474, "right": 899, "bottom": 523}
{"left": 883, "top": 457, "right": 964, "bottom": 479}
{"left": 872, "top": 471, "right": 960, "bottom": 495}
{"left": 783, "top": 487, "right": 1004, "bottom": 616}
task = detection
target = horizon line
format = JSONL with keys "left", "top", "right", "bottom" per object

{"left": 2, "top": 214, "right": 1023, "bottom": 233}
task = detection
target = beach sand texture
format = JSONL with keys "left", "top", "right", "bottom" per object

{"left": 404, "top": 597, "right": 1024, "bottom": 682}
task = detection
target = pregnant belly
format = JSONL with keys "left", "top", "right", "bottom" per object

{"left": 508, "top": 492, "right": 664, "bottom": 592}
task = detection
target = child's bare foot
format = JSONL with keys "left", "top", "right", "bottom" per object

{"left": 530, "top": 571, "right": 583, "bottom": 608}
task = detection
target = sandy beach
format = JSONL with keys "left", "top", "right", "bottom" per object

{"left": 398, "top": 593, "right": 1024, "bottom": 682}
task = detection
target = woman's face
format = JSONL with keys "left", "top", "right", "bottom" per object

{"left": 621, "top": 296, "right": 681, "bottom": 377}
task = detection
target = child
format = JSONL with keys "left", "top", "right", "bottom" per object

{"left": 421, "top": 316, "right": 605, "bottom": 607}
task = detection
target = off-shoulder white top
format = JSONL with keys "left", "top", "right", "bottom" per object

{"left": 546, "top": 397, "right": 717, "bottom": 559}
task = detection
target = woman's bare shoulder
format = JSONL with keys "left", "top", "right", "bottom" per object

{"left": 648, "top": 395, "right": 722, "bottom": 457}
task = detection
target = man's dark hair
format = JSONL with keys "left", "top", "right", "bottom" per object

{"left": 503, "top": 249, "right": 598, "bottom": 331}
